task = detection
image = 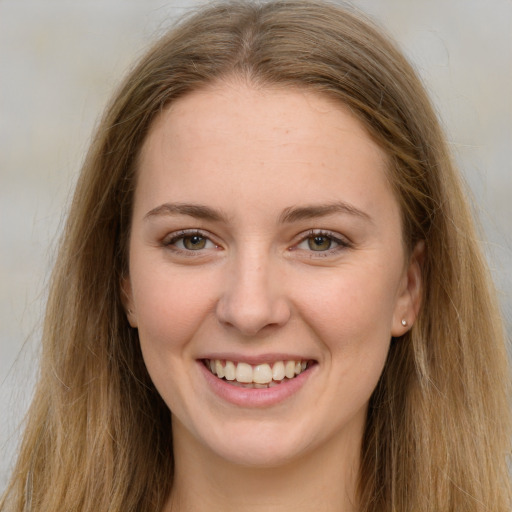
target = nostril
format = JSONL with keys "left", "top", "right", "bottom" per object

{"left": 215, "top": 292, "right": 291, "bottom": 336}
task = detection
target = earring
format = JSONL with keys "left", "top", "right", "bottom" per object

{"left": 401, "top": 319, "right": 407, "bottom": 327}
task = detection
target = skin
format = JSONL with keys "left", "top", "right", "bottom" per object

{"left": 123, "top": 81, "right": 423, "bottom": 511}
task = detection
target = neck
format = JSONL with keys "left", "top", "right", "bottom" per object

{"left": 164, "top": 419, "right": 361, "bottom": 512}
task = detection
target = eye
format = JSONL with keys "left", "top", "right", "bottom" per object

{"left": 294, "top": 230, "right": 351, "bottom": 254}
{"left": 164, "top": 230, "right": 218, "bottom": 252}
{"left": 306, "top": 235, "right": 333, "bottom": 251}
{"left": 180, "top": 234, "right": 208, "bottom": 250}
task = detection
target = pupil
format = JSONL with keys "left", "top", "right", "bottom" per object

{"left": 184, "top": 235, "right": 206, "bottom": 250}
{"left": 309, "top": 236, "right": 331, "bottom": 251}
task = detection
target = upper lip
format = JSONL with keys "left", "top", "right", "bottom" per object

{"left": 198, "top": 353, "right": 316, "bottom": 365}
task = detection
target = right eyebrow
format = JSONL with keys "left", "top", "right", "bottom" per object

{"left": 279, "top": 201, "right": 373, "bottom": 225}
{"left": 143, "top": 202, "right": 228, "bottom": 222}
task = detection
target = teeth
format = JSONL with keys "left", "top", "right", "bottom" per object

{"left": 224, "top": 360, "right": 236, "bottom": 381}
{"left": 272, "top": 361, "right": 285, "bottom": 381}
{"left": 253, "top": 363, "right": 272, "bottom": 384}
{"left": 285, "top": 361, "right": 296, "bottom": 379}
{"left": 235, "top": 362, "right": 253, "bottom": 383}
{"left": 215, "top": 360, "right": 225, "bottom": 379}
{"left": 207, "top": 358, "right": 310, "bottom": 386}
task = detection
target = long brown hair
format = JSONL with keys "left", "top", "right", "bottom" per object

{"left": 2, "top": 1, "right": 510, "bottom": 510}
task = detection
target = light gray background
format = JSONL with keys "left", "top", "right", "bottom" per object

{"left": 1, "top": 0, "right": 511, "bottom": 489}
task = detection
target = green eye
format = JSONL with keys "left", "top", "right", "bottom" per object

{"left": 165, "top": 230, "right": 219, "bottom": 254}
{"left": 183, "top": 235, "right": 207, "bottom": 250}
{"left": 295, "top": 230, "right": 350, "bottom": 255}
{"left": 307, "top": 235, "right": 332, "bottom": 251}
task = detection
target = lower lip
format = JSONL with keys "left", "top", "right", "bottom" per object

{"left": 198, "top": 361, "right": 315, "bottom": 407}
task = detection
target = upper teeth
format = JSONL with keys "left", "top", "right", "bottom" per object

{"left": 207, "top": 359, "right": 308, "bottom": 384}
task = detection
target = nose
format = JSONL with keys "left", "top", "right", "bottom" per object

{"left": 215, "top": 251, "right": 291, "bottom": 336}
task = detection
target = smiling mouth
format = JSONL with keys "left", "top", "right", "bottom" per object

{"left": 203, "top": 359, "right": 315, "bottom": 389}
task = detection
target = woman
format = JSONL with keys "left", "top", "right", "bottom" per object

{"left": 2, "top": 1, "right": 510, "bottom": 510}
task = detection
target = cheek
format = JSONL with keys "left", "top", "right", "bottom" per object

{"left": 293, "top": 262, "right": 400, "bottom": 410}
{"left": 296, "top": 264, "right": 400, "bottom": 348}
{"left": 130, "top": 261, "right": 216, "bottom": 354}
{"left": 279, "top": 268, "right": 396, "bottom": 440}
{"left": 130, "top": 265, "right": 219, "bottom": 413}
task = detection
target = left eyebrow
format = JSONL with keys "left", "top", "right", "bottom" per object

{"left": 143, "top": 202, "right": 228, "bottom": 222}
{"left": 279, "top": 201, "right": 373, "bottom": 224}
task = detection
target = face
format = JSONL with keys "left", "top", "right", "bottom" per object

{"left": 124, "top": 82, "right": 422, "bottom": 468}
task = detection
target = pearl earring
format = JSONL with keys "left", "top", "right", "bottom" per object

{"left": 401, "top": 319, "right": 407, "bottom": 327}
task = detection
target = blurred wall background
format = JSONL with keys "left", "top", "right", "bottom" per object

{"left": 1, "top": 0, "right": 511, "bottom": 489}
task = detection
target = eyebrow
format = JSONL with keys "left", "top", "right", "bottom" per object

{"left": 144, "top": 201, "right": 372, "bottom": 224}
{"left": 144, "top": 203, "right": 228, "bottom": 222}
{"left": 279, "top": 201, "right": 373, "bottom": 224}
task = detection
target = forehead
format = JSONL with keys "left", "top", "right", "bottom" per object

{"left": 144, "top": 82, "right": 384, "bottom": 160}
{"left": 135, "top": 82, "right": 397, "bottom": 227}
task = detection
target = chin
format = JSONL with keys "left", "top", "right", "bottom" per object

{"left": 210, "top": 435, "right": 307, "bottom": 468}
{"left": 189, "top": 415, "right": 320, "bottom": 468}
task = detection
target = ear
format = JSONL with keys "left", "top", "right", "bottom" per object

{"left": 391, "top": 240, "right": 425, "bottom": 336}
{"left": 120, "top": 275, "right": 138, "bottom": 328}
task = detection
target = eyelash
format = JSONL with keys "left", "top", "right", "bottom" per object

{"left": 162, "top": 229, "right": 352, "bottom": 257}
{"left": 163, "top": 230, "right": 219, "bottom": 255}
{"left": 293, "top": 229, "right": 352, "bottom": 256}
